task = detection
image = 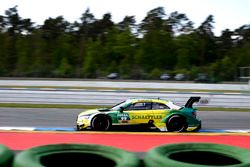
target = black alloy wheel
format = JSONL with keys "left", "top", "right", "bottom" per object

{"left": 167, "top": 115, "right": 187, "bottom": 132}
{"left": 91, "top": 115, "right": 111, "bottom": 131}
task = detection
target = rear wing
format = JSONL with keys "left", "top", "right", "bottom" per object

{"left": 185, "top": 97, "right": 201, "bottom": 108}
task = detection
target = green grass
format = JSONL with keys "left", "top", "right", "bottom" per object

{"left": 0, "top": 103, "right": 249, "bottom": 112}
{"left": 197, "top": 107, "right": 250, "bottom": 112}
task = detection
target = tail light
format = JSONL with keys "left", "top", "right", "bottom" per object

{"left": 192, "top": 111, "right": 197, "bottom": 118}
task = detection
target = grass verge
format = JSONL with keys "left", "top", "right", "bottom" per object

{"left": 0, "top": 103, "right": 249, "bottom": 112}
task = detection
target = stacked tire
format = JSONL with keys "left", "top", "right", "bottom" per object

{"left": 144, "top": 143, "right": 250, "bottom": 167}
{"left": 13, "top": 144, "right": 141, "bottom": 167}
{"left": 1, "top": 142, "right": 250, "bottom": 167}
{"left": 0, "top": 144, "right": 14, "bottom": 167}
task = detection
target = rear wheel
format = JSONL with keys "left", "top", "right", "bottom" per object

{"left": 167, "top": 115, "right": 187, "bottom": 132}
{"left": 91, "top": 115, "right": 111, "bottom": 131}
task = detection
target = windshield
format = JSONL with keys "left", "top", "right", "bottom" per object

{"left": 111, "top": 101, "right": 127, "bottom": 111}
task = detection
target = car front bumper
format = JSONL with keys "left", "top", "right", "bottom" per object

{"left": 76, "top": 119, "right": 90, "bottom": 130}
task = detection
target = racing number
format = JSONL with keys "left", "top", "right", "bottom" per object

{"left": 120, "top": 116, "right": 128, "bottom": 120}
{"left": 117, "top": 113, "right": 130, "bottom": 122}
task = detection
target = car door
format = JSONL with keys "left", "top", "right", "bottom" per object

{"left": 151, "top": 102, "right": 170, "bottom": 124}
{"left": 124, "top": 101, "right": 154, "bottom": 125}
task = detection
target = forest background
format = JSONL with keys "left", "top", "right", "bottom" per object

{"left": 1, "top": 6, "right": 250, "bottom": 81}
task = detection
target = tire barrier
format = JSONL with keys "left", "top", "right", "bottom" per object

{"left": 0, "top": 144, "right": 14, "bottom": 167}
{"left": 0, "top": 142, "right": 249, "bottom": 167}
{"left": 144, "top": 143, "right": 250, "bottom": 167}
{"left": 13, "top": 143, "right": 141, "bottom": 167}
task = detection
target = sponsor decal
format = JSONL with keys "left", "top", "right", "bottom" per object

{"left": 131, "top": 115, "right": 163, "bottom": 119}
{"left": 117, "top": 113, "right": 130, "bottom": 121}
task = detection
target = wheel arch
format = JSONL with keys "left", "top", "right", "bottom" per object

{"left": 91, "top": 113, "right": 112, "bottom": 121}
{"left": 162, "top": 113, "right": 186, "bottom": 123}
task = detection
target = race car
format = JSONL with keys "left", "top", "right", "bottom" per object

{"left": 76, "top": 97, "right": 201, "bottom": 132}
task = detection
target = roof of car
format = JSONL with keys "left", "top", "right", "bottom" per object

{"left": 122, "top": 98, "right": 182, "bottom": 110}
{"left": 127, "top": 98, "right": 169, "bottom": 104}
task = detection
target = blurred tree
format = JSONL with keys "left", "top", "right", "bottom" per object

{"left": 195, "top": 15, "right": 217, "bottom": 65}
{"left": 117, "top": 16, "right": 136, "bottom": 32}
{"left": 79, "top": 8, "right": 96, "bottom": 36}
{"left": 234, "top": 42, "right": 250, "bottom": 66}
{"left": 54, "top": 57, "right": 73, "bottom": 77}
{"left": 0, "top": 33, "right": 8, "bottom": 75}
{"left": 15, "top": 35, "right": 32, "bottom": 76}
{"left": 210, "top": 56, "right": 236, "bottom": 81}
{"left": 29, "top": 29, "right": 50, "bottom": 76}
{"left": 41, "top": 16, "right": 69, "bottom": 40}
{"left": 0, "top": 15, "right": 6, "bottom": 32}
{"left": 74, "top": 8, "right": 96, "bottom": 77}
{"left": 0, "top": 6, "right": 250, "bottom": 81}
{"left": 0, "top": 6, "right": 34, "bottom": 74}
{"left": 4, "top": 6, "right": 34, "bottom": 34}
{"left": 139, "top": 7, "right": 168, "bottom": 34}
{"left": 103, "top": 21, "right": 137, "bottom": 76}
{"left": 149, "top": 68, "right": 162, "bottom": 79}
{"left": 167, "top": 11, "right": 194, "bottom": 35}
{"left": 137, "top": 7, "right": 175, "bottom": 71}
{"left": 174, "top": 33, "right": 199, "bottom": 69}
{"left": 4, "top": 6, "right": 22, "bottom": 35}
{"left": 83, "top": 39, "right": 102, "bottom": 78}
{"left": 216, "top": 29, "right": 234, "bottom": 58}
{"left": 39, "top": 16, "right": 70, "bottom": 74}
{"left": 234, "top": 24, "right": 250, "bottom": 47}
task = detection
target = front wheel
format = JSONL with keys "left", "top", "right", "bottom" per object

{"left": 167, "top": 115, "right": 187, "bottom": 132}
{"left": 76, "top": 125, "right": 82, "bottom": 131}
{"left": 91, "top": 115, "right": 111, "bottom": 131}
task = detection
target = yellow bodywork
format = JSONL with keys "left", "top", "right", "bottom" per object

{"left": 76, "top": 98, "right": 201, "bottom": 131}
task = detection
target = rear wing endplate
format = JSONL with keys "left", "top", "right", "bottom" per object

{"left": 185, "top": 97, "right": 201, "bottom": 108}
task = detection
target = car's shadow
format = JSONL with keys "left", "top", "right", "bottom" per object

{"left": 79, "top": 125, "right": 162, "bottom": 132}
{"left": 109, "top": 125, "right": 161, "bottom": 132}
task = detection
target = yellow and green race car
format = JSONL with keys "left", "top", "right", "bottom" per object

{"left": 76, "top": 97, "right": 201, "bottom": 132}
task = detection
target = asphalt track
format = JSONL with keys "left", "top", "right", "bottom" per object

{"left": 0, "top": 108, "right": 249, "bottom": 130}
{"left": 0, "top": 108, "right": 250, "bottom": 152}
{"left": 0, "top": 80, "right": 249, "bottom": 151}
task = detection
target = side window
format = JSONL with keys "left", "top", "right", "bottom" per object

{"left": 124, "top": 104, "right": 133, "bottom": 111}
{"left": 152, "top": 102, "right": 169, "bottom": 110}
{"left": 125, "top": 102, "right": 152, "bottom": 110}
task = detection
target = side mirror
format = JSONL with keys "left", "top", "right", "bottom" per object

{"left": 120, "top": 107, "right": 124, "bottom": 113}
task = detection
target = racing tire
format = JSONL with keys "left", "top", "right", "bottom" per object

{"left": 0, "top": 144, "right": 14, "bottom": 167}
{"left": 91, "top": 115, "right": 111, "bottom": 131}
{"left": 167, "top": 115, "right": 187, "bottom": 132}
{"left": 76, "top": 125, "right": 81, "bottom": 131}
{"left": 144, "top": 143, "right": 250, "bottom": 167}
{"left": 13, "top": 143, "right": 141, "bottom": 167}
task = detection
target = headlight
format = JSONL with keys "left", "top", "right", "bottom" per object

{"left": 78, "top": 115, "right": 90, "bottom": 120}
